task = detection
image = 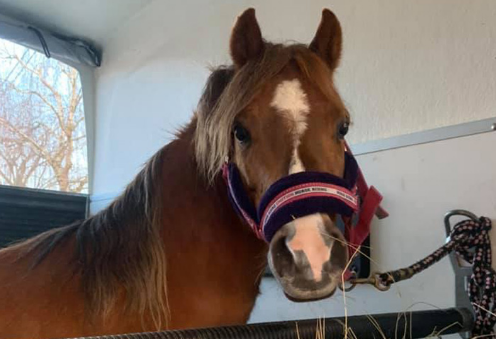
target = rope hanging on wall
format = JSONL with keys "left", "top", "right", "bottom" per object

{"left": 347, "top": 213, "right": 496, "bottom": 338}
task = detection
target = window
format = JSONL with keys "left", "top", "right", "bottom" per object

{"left": 0, "top": 38, "right": 88, "bottom": 193}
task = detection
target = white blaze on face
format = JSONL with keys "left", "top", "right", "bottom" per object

{"left": 270, "top": 81, "right": 333, "bottom": 283}
{"left": 270, "top": 79, "right": 310, "bottom": 174}
{"left": 286, "top": 214, "right": 330, "bottom": 282}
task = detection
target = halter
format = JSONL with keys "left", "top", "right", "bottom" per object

{"left": 222, "top": 142, "right": 388, "bottom": 261}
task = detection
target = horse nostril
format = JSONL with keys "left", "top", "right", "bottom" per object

{"left": 330, "top": 229, "right": 342, "bottom": 240}
{"left": 330, "top": 235, "right": 348, "bottom": 269}
{"left": 327, "top": 229, "right": 345, "bottom": 249}
{"left": 270, "top": 235, "right": 296, "bottom": 278}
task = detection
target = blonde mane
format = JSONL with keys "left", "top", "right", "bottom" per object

{"left": 12, "top": 149, "right": 168, "bottom": 328}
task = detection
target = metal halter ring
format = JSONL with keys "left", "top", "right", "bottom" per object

{"left": 339, "top": 271, "right": 358, "bottom": 292}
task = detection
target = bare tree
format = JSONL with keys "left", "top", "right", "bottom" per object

{"left": 0, "top": 100, "right": 50, "bottom": 188}
{"left": 0, "top": 41, "right": 88, "bottom": 193}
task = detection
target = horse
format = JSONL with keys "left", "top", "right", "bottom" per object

{"left": 0, "top": 8, "right": 354, "bottom": 339}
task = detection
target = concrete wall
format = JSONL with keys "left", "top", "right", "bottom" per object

{"left": 89, "top": 0, "right": 496, "bottom": 326}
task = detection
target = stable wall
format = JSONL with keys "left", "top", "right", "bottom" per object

{"left": 91, "top": 0, "right": 496, "bottom": 199}
{"left": 89, "top": 0, "right": 496, "bottom": 326}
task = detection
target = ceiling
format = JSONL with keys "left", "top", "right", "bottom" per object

{"left": 0, "top": 0, "right": 154, "bottom": 48}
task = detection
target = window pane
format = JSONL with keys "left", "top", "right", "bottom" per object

{"left": 0, "top": 38, "right": 88, "bottom": 193}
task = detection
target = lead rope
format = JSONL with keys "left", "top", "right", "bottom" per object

{"left": 348, "top": 217, "right": 496, "bottom": 338}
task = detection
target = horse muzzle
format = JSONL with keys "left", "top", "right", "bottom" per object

{"left": 268, "top": 213, "right": 348, "bottom": 301}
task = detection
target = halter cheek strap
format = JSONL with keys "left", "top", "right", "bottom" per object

{"left": 222, "top": 163, "right": 262, "bottom": 238}
{"left": 343, "top": 142, "right": 389, "bottom": 252}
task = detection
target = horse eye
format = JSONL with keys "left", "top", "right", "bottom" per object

{"left": 338, "top": 121, "right": 349, "bottom": 139}
{"left": 234, "top": 124, "right": 251, "bottom": 144}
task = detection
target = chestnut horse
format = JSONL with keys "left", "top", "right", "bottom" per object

{"left": 0, "top": 8, "right": 353, "bottom": 339}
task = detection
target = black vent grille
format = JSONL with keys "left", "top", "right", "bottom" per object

{"left": 0, "top": 185, "right": 87, "bottom": 248}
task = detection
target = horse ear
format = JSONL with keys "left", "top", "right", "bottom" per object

{"left": 230, "top": 8, "right": 264, "bottom": 68}
{"left": 309, "top": 9, "right": 343, "bottom": 71}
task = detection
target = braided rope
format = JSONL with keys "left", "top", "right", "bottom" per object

{"left": 377, "top": 217, "right": 496, "bottom": 338}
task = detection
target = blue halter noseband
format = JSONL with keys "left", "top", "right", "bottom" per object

{"left": 222, "top": 152, "right": 360, "bottom": 243}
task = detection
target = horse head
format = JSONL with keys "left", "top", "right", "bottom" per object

{"left": 197, "top": 8, "right": 352, "bottom": 301}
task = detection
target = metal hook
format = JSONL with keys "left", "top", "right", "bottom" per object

{"left": 444, "top": 209, "right": 479, "bottom": 239}
{"left": 340, "top": 272, "right": 391, "bottom": 292}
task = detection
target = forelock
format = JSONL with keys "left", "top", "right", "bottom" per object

{"left": 194, "top": 43, "right": 337, "bottom": 183}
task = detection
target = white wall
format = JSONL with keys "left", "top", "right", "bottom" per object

{"left": 91, "top": 0, "right": 496, "bottom": 197}
{"left": 90, "top": 0, "right": 496, "bottom": 327}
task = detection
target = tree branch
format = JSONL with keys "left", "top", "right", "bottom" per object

{"left": 71, "top": 175, "right": 88, "bottom": 193}
{"left": 8, "top": 84, "right": 59, "bottom": 118}
{"left": 0, "top": 166, "right": 14, "bottom": 185}
{"left": 0, "top": 117, "right": 56, "bottom": 169}
{"left": 11, "top": 54, "right": 66, "bottom": 132}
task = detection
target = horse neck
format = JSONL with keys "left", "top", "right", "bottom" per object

{"left": 159, "top": 123, "right": 268, "bottom": 293}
